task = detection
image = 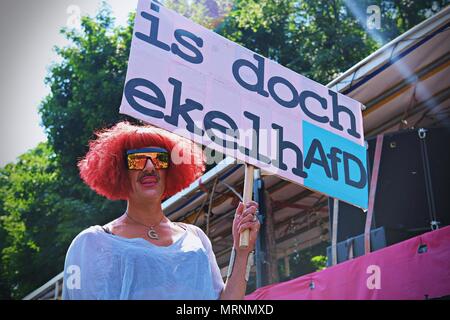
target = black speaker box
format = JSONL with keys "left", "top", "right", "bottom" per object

{"left": 328, "top": 127, "right": 450, "bottom": 247}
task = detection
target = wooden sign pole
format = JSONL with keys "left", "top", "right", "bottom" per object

{"left": 239, "top": 163, "right": 255, "bottom": 249}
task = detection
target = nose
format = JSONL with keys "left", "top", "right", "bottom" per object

{"left": 143, "top": 157, "right": 156, "bottom": 172}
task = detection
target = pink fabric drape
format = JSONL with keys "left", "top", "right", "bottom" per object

{"left": 246, "top": 226, "right": 450, "bottom": 300}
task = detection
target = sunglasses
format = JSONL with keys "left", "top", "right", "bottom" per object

{"left": 126, "top": 147, "right": 170, "bottom": 170}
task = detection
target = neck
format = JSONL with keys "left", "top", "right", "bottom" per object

{"left": 126, "top": 197, "right": 165, "bottom": 226}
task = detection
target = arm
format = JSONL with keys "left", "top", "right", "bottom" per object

{"left": 220, "top": 201, "right": 260, "bottom": 300}
{"left": 62, "top": 228, "right": 107, "bottom": 300}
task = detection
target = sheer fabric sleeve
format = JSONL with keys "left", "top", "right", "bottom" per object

{"left": 189, "top": 225, "right": 225, "bottom": 299}
{"left": 62, "top": 228, "right": 108, "bottom": 300}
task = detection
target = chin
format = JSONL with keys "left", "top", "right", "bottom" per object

{"left": 139, "top": 188, "right": 164, "bottom": 200}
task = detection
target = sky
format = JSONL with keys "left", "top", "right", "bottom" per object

{"left": 0, "top": 0, "right": 138, "bottom": 167}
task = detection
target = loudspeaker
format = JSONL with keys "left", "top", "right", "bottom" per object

{"left": 326, "top": 227, "right": 387, "bottom": 266}
{"left": 328, "top": 127, "right": 450, "bottom": 247}
{"left": 325, "top": 226, "right": 422, "bottom": 265}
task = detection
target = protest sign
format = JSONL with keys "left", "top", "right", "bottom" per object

{"left": 120, "top": 0, "right": 368, "bottom": 216}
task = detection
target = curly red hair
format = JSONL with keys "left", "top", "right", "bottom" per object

{"left": 78, "top": 121, "right": 205, "bottom": 200}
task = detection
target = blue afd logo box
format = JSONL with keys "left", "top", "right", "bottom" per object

{"left": 303, "top": 121, "right": 368, "bottom": 209}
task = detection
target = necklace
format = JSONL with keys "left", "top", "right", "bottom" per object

{"left": 125, "top": 212, "right": 166, "bottom": 240}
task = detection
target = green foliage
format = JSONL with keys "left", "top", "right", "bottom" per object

{"left": 1, "top": 6, "right": 129, "bottom": 299}
{"left": 356, "top": 0, "right": 449, "bottom": 42}
{"left": 39, "top": 5, "right": 136, "bottom": 180}
{"left": 0, "top": 144, "right": 124, "bottom": 299}
{"left": 164, "top": 0, "right": 233, "bottom": 28}
{"left": 0, "top": 143, "right": 60, "bottom": 298}
{"left": 216, "top": 0, "right": 372, "bottom": 84}
{"left": 216, "top": 0, "right": 447, "bottom": 84}
{"left": 311, "top": 255, "right": 327, "bottom": 271}
{"left": 278, "top": 242, "right": 329, "bottom": 281}
{"left": 0, "top": 142, "right": 125, "bottom": 299}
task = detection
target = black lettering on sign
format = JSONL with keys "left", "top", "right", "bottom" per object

{"left": 343, "top": 152, "right": 367, "bottom": 189}
{"left": 329, "top": 90, "right": 361, "bottom": 139}
{"left": 304, "top": 139, "right": 332, "bottom": 179}
{"left": 271, "top": 123, "right": 307, "bottom": 178}
{"left": 136, "top": 5, "right": 204, "bottom": 65}
{"left": 238, "top": 112, "right": 271, "bottom": 164}
{"left": 299, "top": 90, "right": 329, "bottom": 123}
{"left": 171, "top": 29, "right": 204, "bottom": 64}
{"left": 164, "top": 78, "right": 204, "bottom": 135}
{"left": 232, "top": 54, "right": 269, "bottom": 98}
{"left": 136, "top": 11, "right": 171, "bottom": 51}
{"left": 204, "top": 111, "right": 239, "bottom": 149}
{"left": 124, "top": 78, "right": 166, "bottom": 119}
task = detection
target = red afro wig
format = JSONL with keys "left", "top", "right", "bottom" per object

{"left": 78, "top": 121, "right": 205, "bottom": 201}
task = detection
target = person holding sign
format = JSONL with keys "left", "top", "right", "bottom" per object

{"left": 62, "top": 121, "right": 260, "bottom": 300}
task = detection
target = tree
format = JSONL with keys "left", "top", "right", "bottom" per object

{"left": 165, "top": 0, "right": 233, "bottom": 28}
{"left": 359, "top": 0, "right": 449, "bottom": 42}
{"left": 0, "top": 141, "right": 125, "bottom": 299}
{"left": 0, "top": 6, "right": 130, "bottom": 298}
{"left": 0, "top": 143, "right": 64, "bottom": 298}
{"left": 216, "top": 0, "right": 447, "bottom": 84}
{"left": 39, "top": 6, "right": 136, "bottom": 181}
{"left": 37, "top": 4, "right": 130, "bottom": 256}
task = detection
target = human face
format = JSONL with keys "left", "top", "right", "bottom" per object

{"left": 127, "top": 147, "right": 168, "bottom": 201}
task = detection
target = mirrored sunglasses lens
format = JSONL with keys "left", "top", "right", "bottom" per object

{"left": 128, "top": 155, "right": 147, "bottom": 170}
{"left": 127, "top": 152, "right": 169, "bottom": 170}
{"left": 155, "top": 153, "right": 169, "bottom": 169}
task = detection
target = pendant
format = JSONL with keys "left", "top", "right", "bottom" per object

{"left": 148, "top": 228, "right": 159, "bottom": 240}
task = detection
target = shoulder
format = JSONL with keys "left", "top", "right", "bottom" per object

{"left": 67, "top": 225, "right": 106, "bottom": 253}
{"left": 182, "top": 223, "right": 213, "bottom": 248}
{"left": 73, "top": 225, "right": 105, "bottom": 241}
{"left": 64, "top": 225, "right": 113, "bottom": 268}
{"left": 180, "top": 223, "right": 206, "bottom": 237}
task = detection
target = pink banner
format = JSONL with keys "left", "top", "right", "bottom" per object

{"left": 246, "top": 226, "right": 450, "bottom": 300}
